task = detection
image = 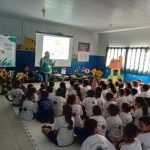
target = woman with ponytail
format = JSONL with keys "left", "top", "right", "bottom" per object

{"left": 42, "top": 104, "right": 74, "bottom": 146}
{"left": 134, "top": 97, "right": 150, "bottom": 126}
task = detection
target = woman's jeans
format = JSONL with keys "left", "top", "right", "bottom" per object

{"left": 41, "top": 73, "right": 51, "bottom": 85}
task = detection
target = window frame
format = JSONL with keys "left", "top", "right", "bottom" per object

{"left": 106, "top": 46, "right": 150, "bottom": 76}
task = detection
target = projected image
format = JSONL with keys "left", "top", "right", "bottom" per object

{"left": 43, "top": 36, "right": 70, "bottom": 60}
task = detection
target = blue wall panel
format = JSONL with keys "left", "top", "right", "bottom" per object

{"left": 5, "top": 50, "right": 150, "bottom": 83}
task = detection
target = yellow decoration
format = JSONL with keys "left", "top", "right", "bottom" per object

{"left": 91, "top": 69, "right": 103, "bottom": 77}
{"left": 97, "top": 70, "right": 103, "bottom": 77}
{"left": 108, "top": 57, "right": 123, "bottom": 83}
{"left": 23, "top": 36, "right": 35, "bottom": 51}
{"left": 16, "top": 73, "right": 27, "bottom": 80}
{"left": 0, "top": 69, "right": 8, "bottom": 79}
{"left": 91, "top": 69, "right": 97, "bottom": 75}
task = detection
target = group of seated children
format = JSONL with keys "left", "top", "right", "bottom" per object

{"left": 5, "top": 78, "right": 150, "bottom": 150}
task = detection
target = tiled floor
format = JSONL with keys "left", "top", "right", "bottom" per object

{"left": 0, "top": 95, "right": 34, "bottom": 150}
{"left": 0, "top": 81, "right": 70, "bottom": 150}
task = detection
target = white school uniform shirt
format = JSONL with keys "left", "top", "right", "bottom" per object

{"left": 102, "top": 101, "right": 117, "bottom": 118}
{"left": 67, "top": 89, "right": 77, "bottom": 96}
{"left": 90, "top": 115, "right": 106, "bottom": 136}
{"left": 120, "top": 138, "right": 142, "bottom": 150}
{"left": 82, "top": 97, "right": 97, "bottom": 117}
{"left": 81, "top": 86, "right": 91, "bottom": 99}
{"left": 79, "top": 84, "right": 83, "bottom": 89}
{"left": 126, "top": 95, "right": 133, "bottom": 105}
{"left": 138, "top": 86, "right": 142, "bottom": 94}
{"left": 116, "top": 96, "right": 127, "bottom": 107}
{"left": 7, "top": 88, "right": 24, "bottom": 105}
{"left": 106, "top": 115, "right": 123, "bottom": 142}
{"left": 54, "top": 116, "right": 74, "bottom": 147}
{"left": 139, "top": 91, "right": 150, "bottom": 98}
{"left": 101, "top": 89, "right": 109, "bottom": 100}
{"left": 33, "top": 93, "right": 39, "bottom": 102}
{"left": 131, "top": 94, "right": 138, "bottom": 106}
{"left": 52, "top": 96, "right": 66, "bottom": 117}
{"left": 48, "top": 92, "right": 55, "bottom": 99}
{"left": 120, "top": 112, "right": 133, "bottom": 127}
{"left": 67, "top": 86, "right": 74, "bottom": 94}
{"left": 97, "top": 97, "right": 105, "bottom": 112}
{"left": 72, "top": 104, "right": 83, "bottom": 127}
{"left": 134, "top": 107, "right": 150, "bottom": 126}
{"left": 81, "top": 134, "right": 116, "bottom": 150}
{"left": 20, "top": 100, "right": 37, "bottom": 121}
{"left": 137, "top": 132, "right": 150, "bottom": 150}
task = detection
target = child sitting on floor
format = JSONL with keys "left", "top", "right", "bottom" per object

{"left": 90, "top": 105, "right": 106, "bottom": 136}
{"left": 140, "top": 84, "right": 150, "bottom": 98}
{"left": 82, "top": 90, "right": 97, "bottom": 117}
{"left": 125, "top": 88, "right": 133, "bottom": 105}
{"left": 116, "top": 89, "right": 127, "bottom": 108}
{"left": 42, "top": 104, "right": 74, "bottom": 147}
{"left": 137, "top": 116, "right": 150, "bottom": 150}
{"left": 131, "top": 88, "right": 138, "bottom": 106}
{"left": 30, "top": 87, "right": 39, "bottom": 102}
{"left": 39, "top": 82, "right": 47, "bottom": 94}
{"left": 59, "top": 82, "right": 67, "bottom": 98}
{"left": 81, "top": 79, "right": 91, "bottom": 99}
{"left": 120, "top": 123, "right": 142, "bottom": 150}
{"left": 67, "top": 80, "right": 76, "bottom": 94}
{"left": 49, "top": 81, "right": 55, "bottom": 90}
{"left": 103, "top": 92, "right": 116, "bottom": 118}
{"left": 5, "top": 80, "right": 25, "bottom": 107}
{"left": 106, "top": 104, "right": 123, "bottom": 143}
{"left": 101, "top": 83, "right": 109, "bottom": 100}
{"left": 67, "top": 94, "right": 83, "bottom": 128}
{"left": 52, "top": 88, "right": 66, "bottom": 117}
{"left": 20, "top": 91, "right": 37, "bottom": 121}
{"left": 80, "top": 119, "right": 116, "bottom": 150}
{"left": 36, "top": 90, "right": 54, "bottom": 123}
{"left": 108, "top": 82, "right": 118, "bottom": 99}
{"left": 133, "top": 97, "right": 150, "bottom": 126}
{"left": 120, "top": 103, "right": 133, "bottom": 127}
{"left": 47, "top": 85, "right": 55, "bottom": 99}
{"left": 95, "top": 86, "right": 105, "bottom": 111}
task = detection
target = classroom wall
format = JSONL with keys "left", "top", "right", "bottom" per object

{"left": 0, "top": 16, "right": 98, "bottom": 55}
{"left": 97, "top": 28, "right": 150, "bottom": 83}
{"left": 0, "top": 15, "right": 101, "bottom": 75}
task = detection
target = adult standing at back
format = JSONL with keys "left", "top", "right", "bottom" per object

{"left": 40, "top": 51, "right": 55, "bottom": 85}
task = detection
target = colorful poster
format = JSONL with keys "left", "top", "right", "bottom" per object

{"left": 78, "top": 51, "right": 89, "bottom": 62}
{"left": 0, "top": 34, "right": 16, "bottom": 67}
{"left": 78, "top": 42, "right": 90, "bottom": 62}
{"left": 23, "top": 36, "right": 35, "bottom": 51}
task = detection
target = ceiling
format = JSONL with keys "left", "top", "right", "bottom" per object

{"left": 1, "top": 0, "right": 150, "bottom": 32}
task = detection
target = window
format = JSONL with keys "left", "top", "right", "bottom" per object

{"left": 126, "top": 47, "right": 150, "bottom": 75}
{"left": 106, "top": 47, "right": 150, "bottom": 75}
{"left": 106, "top": 47, "right": 127, "bottom": 68}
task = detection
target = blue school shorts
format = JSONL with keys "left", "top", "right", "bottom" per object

{"left": 47, "top": 131, "right": 58, "bottom": 146}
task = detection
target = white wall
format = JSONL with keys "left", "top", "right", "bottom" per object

{"left": 0, "top": 16, "right": 98, "bottom": 55}
{"left": 98, "top": 28, "right": 150, "bottom": 56}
